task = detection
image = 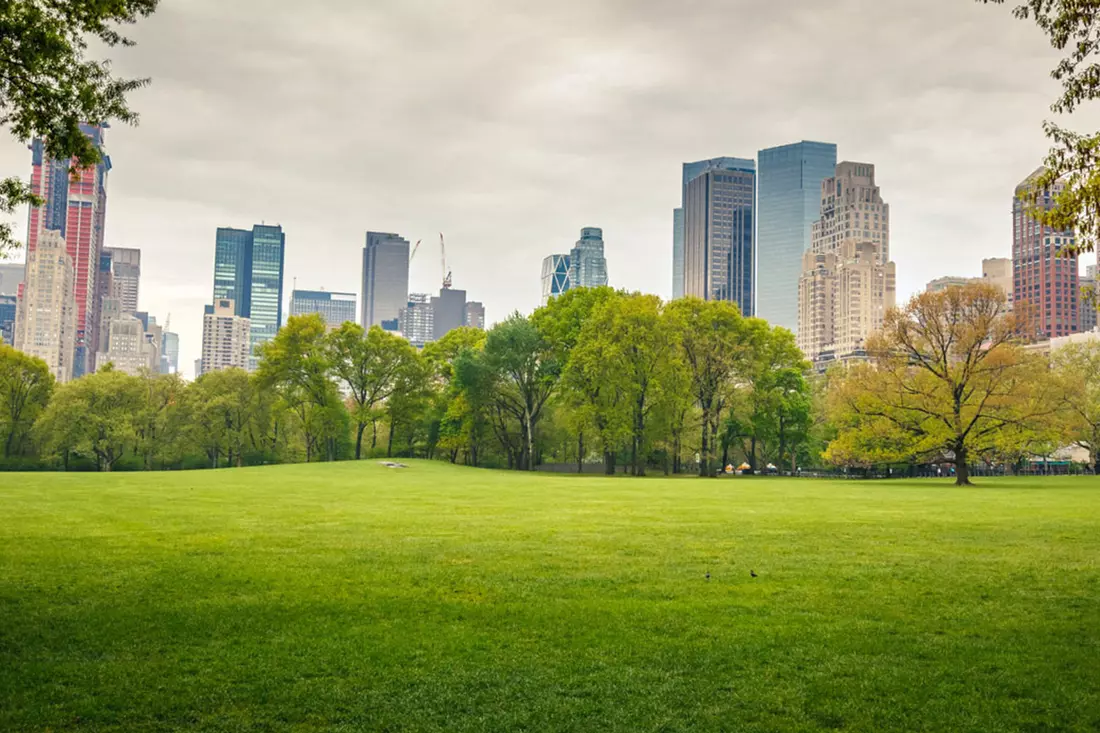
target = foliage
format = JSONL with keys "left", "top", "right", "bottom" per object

{"left": 0, "top": 342, "right": 53, "bottom": 457}
{"left": 825, "top": 284, "right": 1059, "bottom": 485}
{"left": 1051, "top": 339, "right": 1100, "bottom": 472}
{"left": 35, "top": 369, "right": 145, "bottom": 470}
{"left": 0, "top": 0, "right": 158, "bottom": 254}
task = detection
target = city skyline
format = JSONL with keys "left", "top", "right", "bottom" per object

{"left": 0, "top": 0, "right": 1095, "bottom": 376}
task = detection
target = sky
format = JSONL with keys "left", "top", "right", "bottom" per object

{"left": 2, "top": 0, "right": 1098, "bottom": 378}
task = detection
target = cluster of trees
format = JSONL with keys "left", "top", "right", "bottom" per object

{"left": 0, "top": 291, "right": 816, "bottom": 474}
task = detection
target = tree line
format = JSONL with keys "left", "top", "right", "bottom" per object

{"left": 1, "top": 284, "right": 1097, "bottom": 481}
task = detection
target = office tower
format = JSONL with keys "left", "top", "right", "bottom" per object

{"left": 13, "top": 230, "right": 77, "bottom": 382}
{"left": 756, "top": 141, "right": 838, "bottom": 332}
{"left": 672, "top": 208, "right": 684, "bottom": 300}
{"left": 464, "top": 301, "right": 486, "bottom": 330}
{"left": 1013, "top": 168, "right": 1078, "bottom": 340}
{"left": 24, "top": 125, "right": 110, "bottom": 376}
{"left": 97, "top": 297, "right": 123, "bottom": 353}
{"left": 0, "top": 263, "right": 23, "bottom": 295}
{"left": 102, "top": 247, "right": 140, "bottom": 313}
{"left": 683, "top": 158, "right": 756, "bottom": 315}
{"left": 95, "top": 314, "right": 158, "bottom": 376}
{"left": 569, "top": 227, "right": 608, "bottom": 289}
{"left": 399, "top": 294, "right": 434, "bottom": 347}
{"left": 797, "top": 162, "right": 895, "bottom": 362}
{"left": 210, "top": 224, "right": 286, "bottom": 368}
{"left": 540, "top": 253, "right": 571, "bottom": 305}
{"left": 361, "top": 232, "right": 410, "bottom": 328}
{"left": 161, "top": 331, "right": 180, "bottom": 374}
{"left": 290, "top": 289, "right": 357, "bottom": 331}
{"left": 1080, "top": 269, "right": 1098, "bottom": 332}
{"left": 201, "top": 298, "right": 252, "bottom": 373}
{"left": 432, "top": 287, "right": 467, "bottom": 341}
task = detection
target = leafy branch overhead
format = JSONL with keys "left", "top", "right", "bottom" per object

{"left": 0, "top": 0, "right": 158, "bottom": 254}
{"left": 982, "top": 0, "right": 1100, "bottom": 254}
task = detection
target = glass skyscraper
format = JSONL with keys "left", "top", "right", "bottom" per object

{"left": 540, "top": 254, "right": 571, "bottom": 305}
{"left": 682, "top": 158, "right": 756, "bottom": 315}
{"left": 756, "top": 141, "right": 837, "bottom": 333}
{"left": 672, "top": 208, "right": 684, "bottom": 299}
{"left": 361, "top": 232, "right": 411, "bottom": 329}
{"left": 210, "top": 224, "right": 286, "bottom": 369}
{"left": 569, "top": 227, "right": 608, "bottom": 289}
{"left": 290, "top": 289, "right": 357, "bottom": 330}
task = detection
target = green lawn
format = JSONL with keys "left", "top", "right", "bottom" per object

{"left": 1, "top": 463, "right": 1098, "bottom": 732}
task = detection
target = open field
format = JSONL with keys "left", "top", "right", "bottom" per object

{"left": 1, "top": 463, "right": 1098, "bottom": 731}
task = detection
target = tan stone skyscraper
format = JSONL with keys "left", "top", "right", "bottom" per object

{"left": 797, "top": 162, "right": 896, "bottom": 363}
{"left": 201, "top": 298, "right": 252, "bottom": 374}
{"left": 13, "top": 230, "right": 77, "bottom": 382}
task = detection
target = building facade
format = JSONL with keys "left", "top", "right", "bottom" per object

{"left": 1012, "top": 168, "right": 1079, "bottom": 340}
{"left": 756, "top": 141, "right": 838, "bottom": 333}
{"left": 361, "top": 232, "right": 410, "bottom": 329}
{"left": 0, "top": 263, "right": 23, "bottom": 296}
{"left": 464, "top": 301, "right": 485, "bottom": 330}
{"left": 540, "top": 253, "right": 571, "bottom": 305}
{"left": 1081, "top": 270, "right": 1098, "bottom": 333}
{"left": 569, "top": 227, "right": 608, "bottom": 289}
{"left": 210, "top": 224, "right": 286, "bottom": 369}
{"left": 797, "top": 162, "right": 895, "bottom": 362}
{"left": 201, "top": 298, "right": 252, "bottom": 373}
{"left": 672, "top": 208, "right": 684, "bottom": 300}
{"left": 432, "top": 287, "right": 467, "bottom": 341}
{"left": 103, "top": 247, "right": 140, "bottom": 313}
{"left": 0, "top": 263, "right": 20, "bottom": 346}
{"left": 161, "top": 331, "right": 180, "bottom": 374}
{"left": 13, "top": 230, "right": 77, "bottom": 382}
{"left": 683, "top": 159, "right": 756, "bottom": 315}
{"left": 24, "top": 124, "right": 110, "bottom": 376}
{"left": 399, "top": 294, "right": 434, "bottom": 347}
{"left": 95, "top": 313, "right": 158, "bottom": 376}
{"left": 290, "top": 290, "right": 357, "bottom": 331}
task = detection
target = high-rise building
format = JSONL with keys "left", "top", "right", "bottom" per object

{"left": 102, "top": 247, "right": 140, "bottom": 313}
{"left": 13, "top": 230, "right": 77, "bottom": 382}
{"left": 201, "top": 298, "right": 251, "bottom": 373}
{"left": 0, "top": 263, "right": 20, "bottom": 346}
{"left": 290, "top": 289, "right": 357, "bottom": 331}
{"left": 0, "top": 263, "right": 23, "bottom": 295}
{"left": 210, "top": 224, "right": 286, "bottom": 369}
{"left": 672, "top": 208, "right": 684, "bottom": 300}
{"left": 797, "top": 162, "right": 895, "bottom": 362}
{"left": 464, "top": 301, "right": 486, "bottom": 330}
{"left": 398, "top": 293, "right": 434, "bottom": 347}
{"left": 569, "top": 227, "right": 608, "bottom": 289}
{"left": 983, "top": 257, "right": 1014, "bottom": 305}
{"left": 161, "top": 331, "right": 180, "bottom": 374}
{"left": 432, "top": 287, "right": 467, "bottom": 341}
{"left": 1013, "top": 168, "right": 1078, "bottom": 340}
{"left": 24, "top": 124, "right": 110, "bottom": 376}
{"left": 1080, "top": 271, "right": 1098, "bottom": 333}
{"left": 361, "top": 232, "right": 410, "bottom": 328}
{"left": 756, "top": 141, "right": 838, "bottom": 332}
{"left": 683, "top": 158, "right": 756, "bottom": 315}
{"left": 540, "top": 253, "right": 571, "bottom": 305}
{"left": 95, "top": 313, "right": 158, "bottom": 376}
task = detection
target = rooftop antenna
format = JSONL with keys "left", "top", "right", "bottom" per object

{"left": 440, "top": 233, "right": 452, "bottom": 289}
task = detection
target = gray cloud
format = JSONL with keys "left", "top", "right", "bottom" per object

{"left": 1, "top": 0, "right": 1096, "bottom": 376}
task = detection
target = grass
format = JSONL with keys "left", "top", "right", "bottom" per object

{"left": 1, "top": 462, "right": 1098, "bottom": 732}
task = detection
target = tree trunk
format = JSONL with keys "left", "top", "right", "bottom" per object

{"left": 750, "top": 436, "right": 757, "bottom": 472}
{"left": 371, "top": 419, "right": 378, "bottom": 450}
{"left": 604, "top": 450, "right": 616, "bottom": 475}
{"left": 355, "top": 422, "right": 366, "bottom": 460}
{"left": 387, "top": 421, "right": 395, "bottom": 457}
{"left": 699, "top": 408, "right": 710, "bottom": 477}
{"left": 577, "top": 432, "right": 584, "bottom": 474}
{"left": 955, "top": 444, "right": 971, "bottom": 486}
{"left": 524, "top": 408, "right": 535, "bottom": 472}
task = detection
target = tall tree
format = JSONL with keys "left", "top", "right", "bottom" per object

{"left": 1051, "top": 339, "right": 1100, "bottom": 473}
{"left": 35, "top": 370, "right": 145, "bottom": 471}
{"left": 0, "top": 0, "right": 159, "bottom": 254}
{"left": 980, "top": 0, "right": 1100, "bottom": 255}
{"left": 666, "top": 298, "right": 749, "bottom": 477}
{"left": 186, "top": 368, "right": 258, "bottom": 468}
{"left": 134, "top": 372, "right": 186, "bottom": 469}
{"left": 825, "top": 283, "right": 1057, "bottom": 485}
{"left": 0, "top": 343, "right": 53, "bottom": 458}
{"left": 328, "top": 323, "right": 418, "bottom": 459}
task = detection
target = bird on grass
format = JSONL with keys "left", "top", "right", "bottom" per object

{"left": 705, "top": 572, "right": 711, "bottom": 581}
{"left": 750, "top": 570, "right": 758, "bottom": 578}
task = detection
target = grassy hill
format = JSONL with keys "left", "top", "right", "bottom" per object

{"left": 1, "top": 462, "right": 1098, "bottom": 731}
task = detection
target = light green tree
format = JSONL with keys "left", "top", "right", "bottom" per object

{"left": 0, "top": 342, "right": 54, "bottom": 458}
{"left": 35, "top": 370, "right": 145, "bottom": 471}
{"left": 1051, "top": 340, "right": 1100, "bottom": 473}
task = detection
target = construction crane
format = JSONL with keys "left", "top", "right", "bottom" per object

{"left": 409, "top": 239, "right": 422, "bottom": 262}
{"left": 440, "top": 232, "right": 452, "bottom": 289}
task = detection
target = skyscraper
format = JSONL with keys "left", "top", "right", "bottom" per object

{"left": 672, "top": 208, "right": 684, "bottom": 299}
{"left": 95, "top": 313, "right": 158, "bottom": 376}
{"left": 290, "top": 289, "right": 357, "bottom": 330}
{"left": 797, "top": 162, "right": 895, "bottom": 363}
{"left": 569, "top": 227, "right": 609, "bottom": 289}
{"left": 399, "top": 294, "right": 434, "bottom": 347}
{"left": 0, "top": 263, "right": 23, "bottom": 295}
{"left": 464, "top": 301, "right": 485, "bottom": 330}
{"left": 161, "top": 331, "right": 180, "bottom": 374}
{"left": 24, "top": 124, "right": 110, "bottom": 376}
{"left": 683, "top": 158, "right": 756, "bottom": 314}
{"left": 0, "top": 263, "right": 22, "bottom": 345}
{"left": 13, "top": 230, "right": 77, "bottom": 382}
{"left": 210, "top": 224, "right": 286, "bottom": 368}
{"left": 362, "top": 232, "right": 410, "bottom": 328}
{"left": 1013, "top": 168, "right": 1079, "bottom": 340}
{"left": 756, "top": 141, "right": 838, "bottom": 332}
{"left": 103, "top": 247, "right": 141, "bottom": 313}
{"left": 540, "top": 253, "right": 571, "bottom": 305}
{"left": 432, "top": 287, "right": 467, "bottom": 341}
{"left": 201, "top": 299, "right": 252, "bottom": 373}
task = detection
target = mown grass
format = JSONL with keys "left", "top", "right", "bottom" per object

{"left": 1, "top": 462, "right": 1098, "bottom": 731}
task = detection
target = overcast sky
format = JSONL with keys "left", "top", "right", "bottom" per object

{"left": 2, "top": 0, "right": 1098, "bottom": 377}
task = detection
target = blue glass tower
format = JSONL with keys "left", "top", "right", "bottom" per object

{"left": 756, "top": 141, "right": 837, "bottom": 334}
{"left": 211, "top": 224, "right": 285, "bottom": 369}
